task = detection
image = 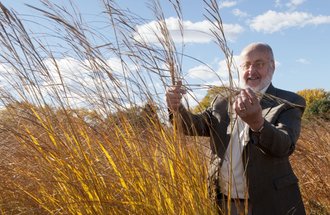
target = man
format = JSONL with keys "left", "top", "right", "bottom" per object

{"left": 166, "top": 42, "right": 306, "bottom": 214}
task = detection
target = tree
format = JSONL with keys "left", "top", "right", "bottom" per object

{"left": 297, "top": 89, "right": 327, "bottom": 108}
{"left": 192, "top": 86, "right": 229, "bottom": 113}
{"left": 297, "top": 89, "right": 330, "bottom": 119}
{"left": 308, "top": 98, "right": 330, "bottom": 120}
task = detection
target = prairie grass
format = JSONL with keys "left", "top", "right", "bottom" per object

{"left": 291, "top": 118, "right": 330, "bottom": 215}
{"left": 0, "top": 1, "right": 328, "bottom": 215}
{"left": 0, "top": 0, "right": 216, "bottom": 214}
{"left": 0, "top": 102, "right": 215, "bottom": 214}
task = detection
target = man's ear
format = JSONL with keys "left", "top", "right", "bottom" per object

{"left": 271, "top": 60, "right": 275, "bottom": 71}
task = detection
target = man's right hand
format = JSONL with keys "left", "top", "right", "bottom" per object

{"left": 166, "top": 80, "right": 186, "bottom": 112}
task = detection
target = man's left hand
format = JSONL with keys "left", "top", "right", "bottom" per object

{"left": 234, "top": 88, "right": 264, "bottom": 131}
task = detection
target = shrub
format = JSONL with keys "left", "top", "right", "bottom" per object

{"left": 308, "top": 99, "right": 330, "bottom": 120}
{"left": 297, "top": 89, "right": 328, "bottom": 107}
{"left": 297, "top": 89, "right": 330, "bottom": 118}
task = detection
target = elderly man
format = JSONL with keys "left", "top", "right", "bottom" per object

{"left": 166, "top": 42, "right": 306, "bottom": 215}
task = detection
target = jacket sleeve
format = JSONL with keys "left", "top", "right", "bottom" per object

{"left": 251, "top": 95, "right": 306, "bottom": 157}
{"left": 169, "top": 104, "right": 213, "bottom": 137}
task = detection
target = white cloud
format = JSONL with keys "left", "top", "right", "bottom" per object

{"left": 183, "top": 90, "right": 206, "bottom": 107}
{"left": 181, "top": 56, "right": 240, "bottom": 105}
{"left": 249, "top": 10, "right": 330, "bottom": 33}
{"left": 221, "top": 23, "right": 245, "bottom": 42}
{"left": 216, "top": 57, "right": 237, "bottom": 80}
{"left": 105, "top": 57, "right": 134, "bottom": 75}
{"left": 275, "top": 0, "right": 282, "bottom": 7}
{"left": 309, "top": 15, "right": 330, "bottom": 25}
{"left": 0, "top": 63, "right": 14, "bottom": 89}
{"left": 187, "top": 65, "right": 216, "bottom": 80}
{"left": 219, "top": 1, "right": 237, "bottom": 9}
{"left": 188, "top": 56, "right": 239, "bottom": 85}
{"left": 296, "top": 58, "right": 310, "bottom": 64}
{"left": 43, "top": 57, "right": 92, "bottom": 86}
{"left": 286, "top": 0, "right": 306, "bottom": 9}
{"left": 232, "top": 9, "right": 249, "bottom": 18}
{"left": 0, "top": 56, "right": 132, "bottom": 109}
{"left": 134, "top": 17, "right": 244, "bottom": 43}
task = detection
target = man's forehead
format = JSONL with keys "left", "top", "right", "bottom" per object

{"left": 240, "top": 49, "right": 271, "bottom": 61}
{"left": 241, "top": 43, "right": 271, "bottom": 53}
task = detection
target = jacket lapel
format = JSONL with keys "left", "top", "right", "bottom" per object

{"left": 260, "top": 84, "right": 277, "bottom": 113}
{"left": 243, "top": 84, "right": 277, "bottom": 143}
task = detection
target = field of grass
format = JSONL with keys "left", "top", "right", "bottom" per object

{"left": 0, "top": 102, "right": 220, "bottom": 214}
{"left": 0, "top": 1, "right": 329, "bottom": 214}
{"left": 0, "top": 104, "right": 329, "bottom": 215}
{"left": 291, "top": 118, "right": 330, "bottom": 215}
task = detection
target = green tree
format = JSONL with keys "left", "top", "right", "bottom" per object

{"left": 297, "top": 89, "right": 330, "bottom": 119}
{"left": 192, "top": 86, "right": 228, "bottom": 113}
{"left": 308, "top": 98, "right": 330, "bottom": 120}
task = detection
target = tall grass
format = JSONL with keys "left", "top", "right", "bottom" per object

{"left": 291, "top": 118, "right": 330, "bottom": 215}
{"left": 0, "top": 0, "right": 328, "bottom": 215}
{"left": 0, "top": 0, "right": 217, "bottom": 214}
{"left": 0, "top": 101, "right": 215, "bottom": 214}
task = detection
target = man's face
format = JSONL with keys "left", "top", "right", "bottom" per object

{"left": 239, "top": 48, "right": 275, "bottom": 92}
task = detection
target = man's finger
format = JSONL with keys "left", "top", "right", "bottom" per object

{"left": 242, "top": 88, "right": 256, "bottom": 104}
{"left": 175, "top": 80, "right": 182, "bottom": 89}
{"left": 174, "top": 80, "right": 186, "bottom": 94}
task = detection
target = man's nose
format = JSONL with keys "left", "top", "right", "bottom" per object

{"left": 247, "top": 65, "right": 257, "bottom": 73}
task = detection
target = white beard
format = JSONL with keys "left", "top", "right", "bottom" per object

{"left": 240, "top": 72, "right": 273, "bottom": 92}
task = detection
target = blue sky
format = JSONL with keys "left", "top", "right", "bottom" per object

{"left": 1, "top": 0, "right": 330, "bottom": 107}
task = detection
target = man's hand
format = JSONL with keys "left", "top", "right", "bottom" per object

{"left": 166, "top": 80, "right": 186, "bottom": 112}
{"left": 234, "top": 88, "right": 264, "bottom": 131}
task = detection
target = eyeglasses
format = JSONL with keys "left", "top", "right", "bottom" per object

{"left": 240, "top": 61, "right": 268, "bottom": 70}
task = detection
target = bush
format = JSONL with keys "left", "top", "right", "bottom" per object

{"left": 297, "top": 89, "right": 328, "bottom": 107}
{"left": 308, "top": 99, "right": 330, "bottom": 120}
{"left": 297, "top": 89, "right": 330, "bottom": 119}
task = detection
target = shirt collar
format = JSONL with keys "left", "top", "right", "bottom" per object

{"left": 258, "top": 82, "right": 271, "bottom": 94}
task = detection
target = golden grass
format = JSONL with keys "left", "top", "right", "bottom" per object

{"left": 1, "top": 104, "right": 329, "bottom": 215}
{"left": 0, "top": 103, "right": 217, "bottom": 214}
{"left": 291, "top": 118, "right": 330, "bottom": 214}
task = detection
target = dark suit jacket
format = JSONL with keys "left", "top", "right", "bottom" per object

{"left": 175, "top": 84, "right": 306, "bottom": 215}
